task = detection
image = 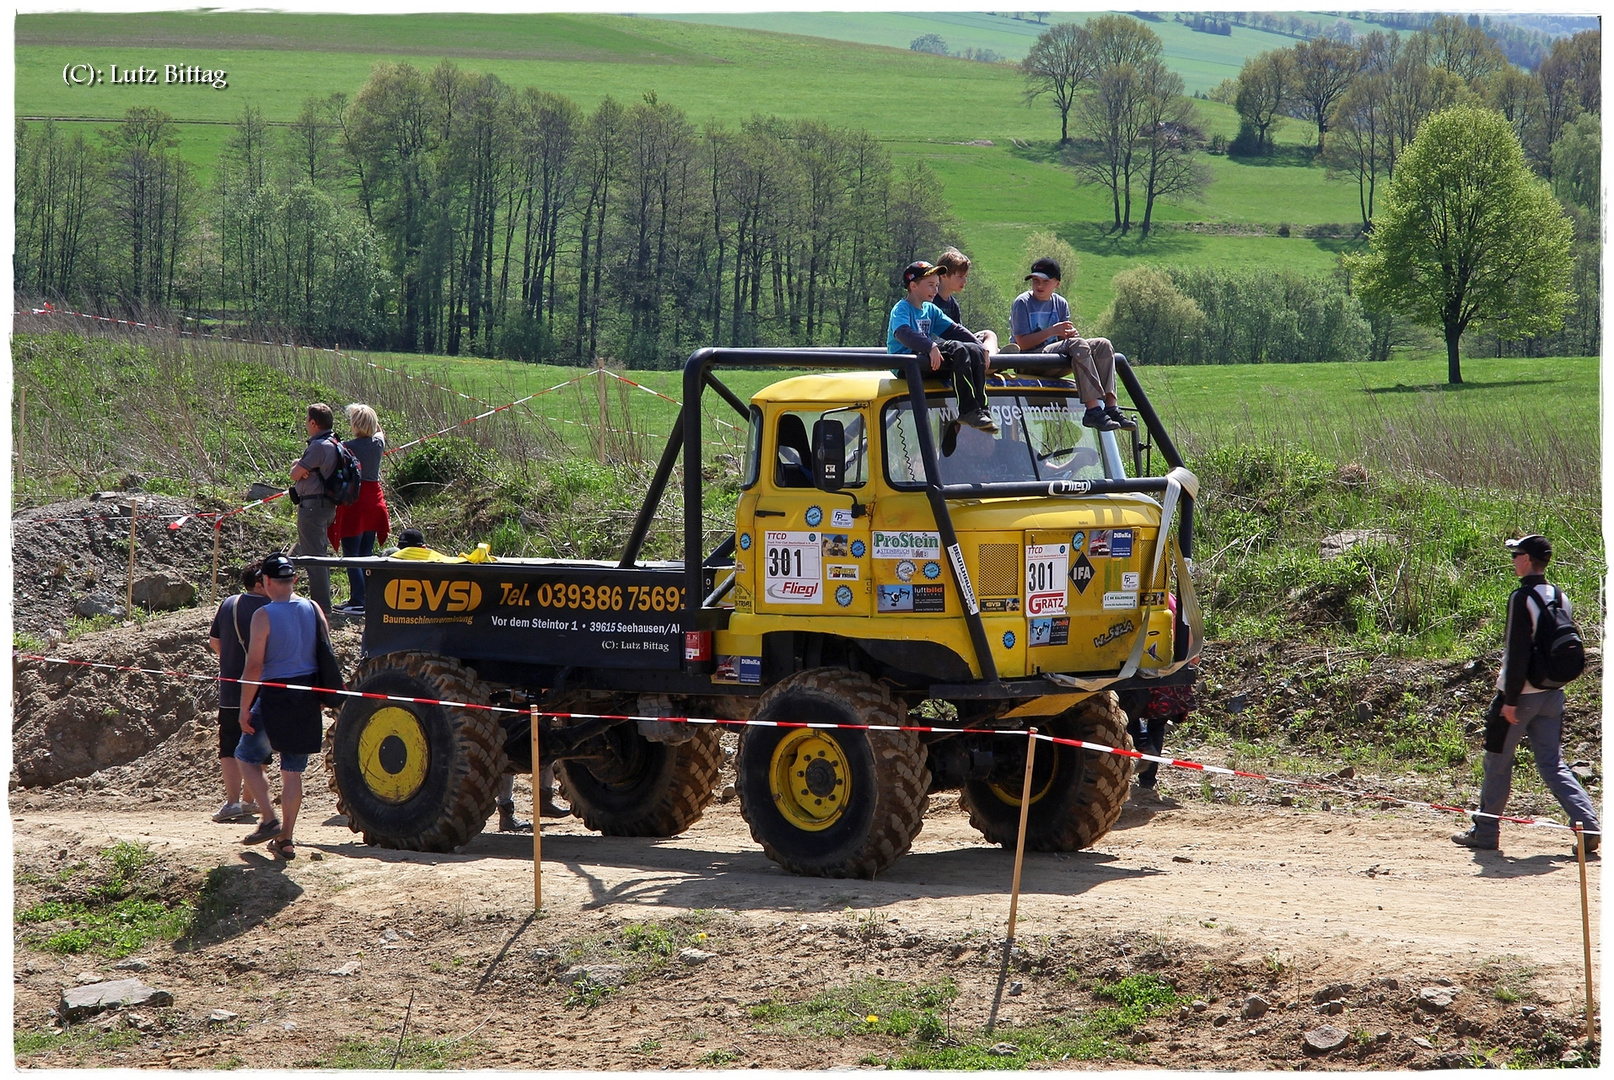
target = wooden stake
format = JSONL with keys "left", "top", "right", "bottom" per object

{"left": 532, "top": 704, "right": 543, "bottom": 914}
{"left": 210, "top": 520, "right": 223, "bottom": 604}
{"left": 1575, "top": 822, "right": 1596, "bottom": 1042}
{"left": 16, "top": 384, "right": 25, "bottom": 487}
{"left": 127, "top": 499, "right": 138, "bottom": 616}
{"left": 595, "top": 357, "right": 607, "bottom": 463}
{"left": 987, "top": 727, "right": 1040, "bottom": 1035}
{"left": 1006, "top": 727, "right": 1039, "bottom": 941}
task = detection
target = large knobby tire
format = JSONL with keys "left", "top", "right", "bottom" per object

{"left": 960, "top": 693, "right": 1133, "bottom": 852}
{"left": 325, "top": 652, "right": 506, "bottom": 852}
{"left": 555, "top": 717, "right": 722, "bottom": 837}
{"left": 738, "top": 669, "right": 929, "bottom": 878}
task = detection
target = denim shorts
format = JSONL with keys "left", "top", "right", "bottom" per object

{"left": 233, "top": 724, "right": 310, "bottom": 773}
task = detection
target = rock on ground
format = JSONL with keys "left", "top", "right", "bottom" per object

{"left": 60, "top": 979, "right": 173, "bottom": 1022}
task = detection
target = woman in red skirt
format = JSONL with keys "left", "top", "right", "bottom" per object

{"left": 329, "top": 403, "right": 390, "bottom": 613}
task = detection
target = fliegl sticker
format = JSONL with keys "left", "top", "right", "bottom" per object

{"left": 763, "top": 531, "right": 823, "bottom": 604}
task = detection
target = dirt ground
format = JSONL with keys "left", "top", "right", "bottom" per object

{"left": 12, "top": 757, "right": 1602, "bottom": 1070}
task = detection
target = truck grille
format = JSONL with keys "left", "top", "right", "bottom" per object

{"left": 976, "top": 543, "right": 1019, "bottom": 597}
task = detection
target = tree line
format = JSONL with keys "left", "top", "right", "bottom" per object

{"left": 14, "top": 63, "right": 959, "bottom": 365}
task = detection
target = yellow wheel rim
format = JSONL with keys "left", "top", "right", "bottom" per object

{"left": 989, "top": 754, "right": 1059, "bottom": 807}
{"left": 769, "top": 729, "right": 852, "bottom": 832}
{"left": 356, "top": 706, "right": 430, "bottom": 803}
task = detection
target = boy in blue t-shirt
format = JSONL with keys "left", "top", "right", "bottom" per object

{"left": 888, "top": 260, "right": 997, "bottom": 440}
{"left": 1009, "top": 257, "right": 1135, "bottom": 432}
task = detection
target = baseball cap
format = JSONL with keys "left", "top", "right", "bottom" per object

{"left": 902, "top": 261, "right": 943, "bottom": 286}
{"left": 398, "top": 528, "right": 426, "bottom": 548}
{"left": 1026, "top": 257, "right": 1062, "bottom": 281}
{"left": 259, "top": 552, "right": 297, "bottom": 579}
{"left": 1504, "top": 534, "right": 1552, "bottom": 562}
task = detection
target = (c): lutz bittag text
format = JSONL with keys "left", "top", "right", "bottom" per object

{"left": 63, "top": 63, "right": 228, "bottom": 89}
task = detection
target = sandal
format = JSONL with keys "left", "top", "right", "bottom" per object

{"left": 242, "top": 818, "right": 282, "bottom": 846}
{"left": 270, "top": 838, "right": 297, "bottom": 860}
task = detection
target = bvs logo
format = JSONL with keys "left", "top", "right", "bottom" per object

{"left": 384, "top": 579, "right": 483, "bottom": 612}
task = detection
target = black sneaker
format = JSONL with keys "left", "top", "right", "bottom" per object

{"left": 1105, "top": 406, "right": 1137, "bottom": 430}
{"left": 941, "top": 419, "right": 961, "bottom": 458}
{"left": 1451, "top": 828, "right": 1498, "bottom": 851}
{"left": 1082, "top": 406, "right": 1121, "bottom": 431}
{"left": 962, "top": 408, "right": 999, "bottom": 434}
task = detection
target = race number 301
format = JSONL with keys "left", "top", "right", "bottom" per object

{"left": 1025, "top": 543, "right": 1069, "bottom": 616}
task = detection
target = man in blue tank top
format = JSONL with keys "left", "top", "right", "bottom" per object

{"left": 235, "top": 552, "right": 332, "bottom": 859}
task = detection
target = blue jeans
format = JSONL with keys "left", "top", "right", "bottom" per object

{"left": 233, "top": 723, "right": 310, "bottom": 774}
{"left": 1473, "top": 690, "right": 1600, "bottom": 844}
{"left": 341, "top": 532, "right": 376, "bottom": 607}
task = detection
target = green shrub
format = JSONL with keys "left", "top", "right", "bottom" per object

{"left": 388, "top": 437, "right": 497, "bottom": 504}
{"left": 1099, "top": 266, "right": 1205, "bottom": 366}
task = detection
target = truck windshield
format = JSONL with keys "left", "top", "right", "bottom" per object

{"left": 883, "top": 393, "right": 1116, "bottom": 488}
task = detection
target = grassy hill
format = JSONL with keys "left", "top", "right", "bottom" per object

{"left": 659, "top": 10, "right": 1394, "bottom": 94}
{"left": 16, "top": 11, "right": 1365, "bottom": 319}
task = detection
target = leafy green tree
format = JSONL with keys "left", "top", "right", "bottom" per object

{"left": 1351, "top": 105, "right": 1574, "bottom": 384}
{"left": 1098, "top": 266, "right": 1204, "bottom": 364}
{"left": 1234, "top": 50, "right": 1293, "bottom": 153}
{"left": 909, "top": 34, "right": 948, "bottom": 56}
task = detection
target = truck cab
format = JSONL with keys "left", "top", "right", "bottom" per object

{"left": 718, "top": 372, "right": 1188, "bottom": 702}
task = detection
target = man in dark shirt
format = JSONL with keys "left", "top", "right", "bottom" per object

{"left": 206, "top": 562, "right": 271, "bottom": 823}
{"left": 1453, "top": 535, "right": 1600, "bottom": 854}
{"left": 289, "top": 403, "right": 339, "bottom": 614}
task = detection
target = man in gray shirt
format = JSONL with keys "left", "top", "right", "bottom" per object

{"left": 289, "top": 403, "right": 338, "bottom": 614}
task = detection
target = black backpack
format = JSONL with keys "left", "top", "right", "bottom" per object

{"left": 1524, "top": 586, "right": 1585, "bottom": 689}
{"left": 320, "top": 435, "right": 364, "bottom": 506}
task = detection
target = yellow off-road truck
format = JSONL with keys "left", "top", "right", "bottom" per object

{"left": 312, "top": 347, "right": 1201, "bottom": 878}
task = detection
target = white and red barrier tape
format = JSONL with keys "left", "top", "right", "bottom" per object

{"left": 12, "top": 652, "right": 1596, "bottom": 838}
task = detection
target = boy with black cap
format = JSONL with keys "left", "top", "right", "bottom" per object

{"left": 889, "top": 260, "right": 997, "bottom": 439}
{"left": 1010, "top": 258, "right": 1135, "bottom": 432}
{"left": 1453, "top": 534, "right": 1601, "bottom": 854}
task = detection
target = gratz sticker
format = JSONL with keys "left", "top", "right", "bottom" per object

{"left": 1025, "top": 543, "right": 1069, "bottom": 616}
{"left": 763, "top": 531, "right": 822, "bottom": 604}
{"left": 874, "top": 530, "right": 941, "bottom": 560}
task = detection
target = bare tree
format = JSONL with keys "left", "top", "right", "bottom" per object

{"left": 1135, "top": 63, "right": 1210, "bottom": 237}
{"left": 1020, "top": 23, "right": 1089, "bottom": 143}
{"left": 1291, "top": 36, "right": 1361, "bottom": 152}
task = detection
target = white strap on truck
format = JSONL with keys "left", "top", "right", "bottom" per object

{"left": 1046, "top": 466, "right": 1200, "bottom": 692}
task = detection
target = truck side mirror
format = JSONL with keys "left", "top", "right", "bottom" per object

{"left": 811, "top": 418, "right": 846, "bottom": 491}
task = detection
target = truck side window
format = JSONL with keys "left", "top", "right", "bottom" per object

{"left": 741, "top": 405, "right": 763, "bottom": 489}
{"left": 774, "top": 408, "right": 868, "bottom": 489}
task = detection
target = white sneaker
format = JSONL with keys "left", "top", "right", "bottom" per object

{"left": 212, "top": 801, "right": 246, "bottom": 822}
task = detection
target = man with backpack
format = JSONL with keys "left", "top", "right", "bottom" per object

{"left": 1454, "top": 535, "right": 1599, "bottom": 854}
{"left": 289, "top": 402, "right": 346, "bottom": 614}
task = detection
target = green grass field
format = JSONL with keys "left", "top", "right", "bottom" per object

{"left": 17, "top": 11, "right": 1367, "bottom": 314}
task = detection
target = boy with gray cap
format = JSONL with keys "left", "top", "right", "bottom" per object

{"left": 1453, "top": 534, "right": 1600, "bottom": 854}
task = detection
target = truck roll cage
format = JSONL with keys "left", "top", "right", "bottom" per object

{"left": 616, "top": 347, "right": 1199, "bottom": 685}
